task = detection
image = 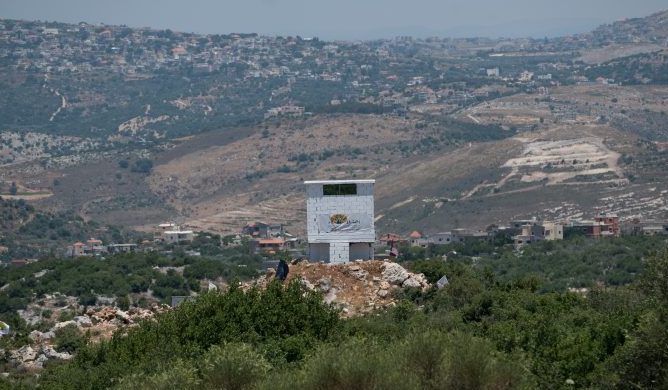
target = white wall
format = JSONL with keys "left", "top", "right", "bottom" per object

{"left": 306, "top": 182, "right": 375, "bottom": 243}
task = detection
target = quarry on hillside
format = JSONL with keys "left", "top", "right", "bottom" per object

{"left": 501, "top": 136, "right": 625, "bottom": 186}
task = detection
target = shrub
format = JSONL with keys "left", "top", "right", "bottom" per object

{"left": 54, "top": 324, "right": 85, "bottom": 354}
{"left": 295, "top": 338, "right": 412, "bottom": 390}
{"left": 113, "top": 360, "right": 200, "bottom": 390}
{"left": 199, "top": 343, "right": 270, "bottom": 390}
{"left": 131, "top": 159, "right": 153, "bottom": 174}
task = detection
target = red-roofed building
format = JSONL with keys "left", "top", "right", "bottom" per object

{"left": 378, "top": 233, "right": 407, "bottom": 246}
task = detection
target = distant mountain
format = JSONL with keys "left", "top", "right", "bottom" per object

{"left": 587, "top": 10, "right": 668, "bottom": 46}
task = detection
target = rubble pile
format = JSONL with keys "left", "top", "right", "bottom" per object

{"left": 7, "top": 304, "right": 170, "bottom": 371}
{"left": 250, "top": 260, "right": 430, "bottom": 317}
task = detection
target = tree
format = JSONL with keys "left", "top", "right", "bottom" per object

{"left": 9, "top": 182, "right": 17, "bottom": 195}
{"left": 131, "top": 159, "right": 153, "bottom": 174}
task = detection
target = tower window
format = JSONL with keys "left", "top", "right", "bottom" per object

{"left": 323, "top": 183, "right": 357, "bottom": 196}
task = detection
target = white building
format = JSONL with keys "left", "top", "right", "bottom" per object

{"left": 163, "top": 229, "right": 194, "bottom": 244}
{"left": 305, "top": 180, "right": 375, "bottom": 263}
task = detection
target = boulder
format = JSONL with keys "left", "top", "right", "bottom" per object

{"left": 29, "top": 330, "right": 43, "bottom": 342}
{"left": 10, "top": 345, "right": 37, "bottom": 365}
{"left": 317, "top": 278, "right": 332, "bottom": 293}
{"left": 402, "top": 277, "right": 422, "bottom": 289}
{"left": 382, "top": 262, "right": 410, "bottom": 285}
{"left": 36, "top": 354, "right": 49, "bottom": 365}
{"left": 115, "top": 310, "right": 132, "bottom": 324}
{"left": 53, "top": 320, "right": 77, "bottom": 330}
{"left": 74, "top": 315, "right": 93, "bottom": 328}
{"left": 377, "top": 289, "right": 389, "bottom": 298}
{"left": 403, "top": 273, "right": 430, "bottom": 289}
{"left": 323, "top": 288, "right": 337, "bottom": 305}
{"left": 41, "top": 345, "right": 73, "bottom": 361}
{"left": 300, "top": 279, "right": 315, "bottom": 291}
{"left": 42, "top": 331, "right": 56, "bottom": 340}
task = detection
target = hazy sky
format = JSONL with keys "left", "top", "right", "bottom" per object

{"left": 1, "top": 0, "right": 667, "bottom": 40}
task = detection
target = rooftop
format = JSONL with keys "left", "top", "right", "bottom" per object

{"left": 304, "top": 179, "right": 375, "bottom": 185}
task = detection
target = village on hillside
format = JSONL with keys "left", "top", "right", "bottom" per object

{"left": 50, "top": 179, "right": 668, "bottom": 266}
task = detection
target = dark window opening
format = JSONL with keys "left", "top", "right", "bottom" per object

{"left": 323, "top": 183, "right": 357, "bottom": 196}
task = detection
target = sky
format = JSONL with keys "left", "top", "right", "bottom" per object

{"left": 1, "top": 0, "right": 667, "bottom": 40}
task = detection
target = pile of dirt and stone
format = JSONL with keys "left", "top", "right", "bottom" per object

{"left": 249, "top": 260, "right": 430, "bottom": 317}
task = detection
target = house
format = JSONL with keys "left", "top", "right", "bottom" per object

{"left": 242, "top": 222, "right": 284, "bottom": 238}
{"left": 512, "top": 221, "right": 563, "bottom": 248}
{"left": 594, "top": 213, "right": 621, "bottom": 237}
{"left": 71, "top": 242, "right": 86, "bottom": 257}
{"left": 408, "top": 231, "right": 423, "bottom": 246}
{"left": 566, "top": 220, "right": 607, "bottom": 239}
{"left": 641, "top": 225, "right": 668, "bottom": 236}
{"left": 158, "top": 223, "right": 177, "bottom": 231}
{"left": 513, "top": 224, "right": 547, "bottom": 248}
{"left": 163, "top": 229, "right": 194, "bottom": 244}
{"left": 305, "top": 179, "right": 375, "bottom": 263}
{"left": 107, "top": 243, "right": 138, "bottom": 254}
{"left": 541, "top": 222, "right": 564, "bottom": 241}
{"left": 67, "top": 238, "right": 107, "bottom": 257}
{"left": 10, "top": 259, "right": 35, "bottom": 266}
{"left": 486, "top": 67, "right": 500, "bottom": 77}
{"left": 378, "top": 233, "right": 406, "bottom": 246}
{"left": 252, "top": 238, "right": 285, "bottom": 255}
{"left": 518, "top": 71, "right": 534, "bottom": 82}
{"left": 451, "top": 228, "right": 489, "bottom": 241}
{"left": 433, "top": 232, "right": 467, "bottom": 244}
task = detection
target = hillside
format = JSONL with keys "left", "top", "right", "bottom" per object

{"left": 0, "top": 197, "right": 141, "bottom": 260}
{"left": 1, "top": 11, "right": 668, "bottom": 238}
{"left": 589, "top": 10, "right": 668, "bottom": 46}
{"left": 146, "top": 85, "right": 667, "bottom": 234}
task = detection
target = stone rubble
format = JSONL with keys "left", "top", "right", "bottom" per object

{"left": 7, "top": 304, "right": 170, "bottom": 371}
{"left": 247, "top": 260, "right": 431, "bottom": 317}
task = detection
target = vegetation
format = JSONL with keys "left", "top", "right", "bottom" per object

{"left": 399, "top": 234, "right": 667, "bottom": 291}
{"left": 0, "top": 197, "right": 142, "bottom": 261}
{"left": 0, "top": 242, "right": 663, "bottom": 389}
{"left": 0, "top": 251, "right": 261, "bottom": 330}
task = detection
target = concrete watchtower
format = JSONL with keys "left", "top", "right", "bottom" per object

{"left": 304, "top": 180, "right": 375, "bottom": 263}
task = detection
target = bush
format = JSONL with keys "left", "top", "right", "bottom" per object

{"left": 40, "top": 280, "right": 339, "bottom": 389}
{"left": 295, "top": 338, "right": 410, "bottom": 390}
{"left": 113, "top": 360, "right": 200, "bottom": 390}
{"left": 199, "top": 343, "right": 270, "bottom": 389}
{"left": 54, "top": 324, "right": 85, "bottom": 354}
{"left": 131, "top": 159, "right": 153, "bottom": 174}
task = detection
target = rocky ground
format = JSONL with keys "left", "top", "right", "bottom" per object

{"left": 6, "top": 304, "right": 170, "bottom": 371}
